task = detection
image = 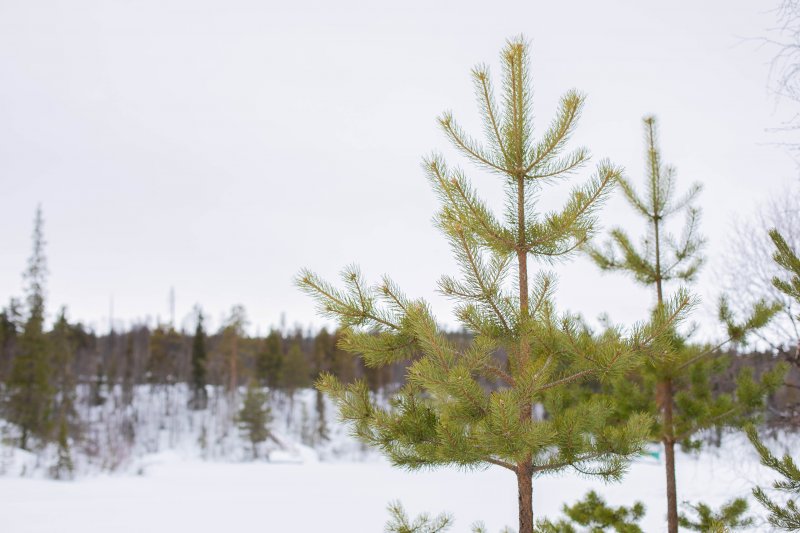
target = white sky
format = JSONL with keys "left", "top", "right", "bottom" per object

{"left": 0, "top": 0, "right": 797, "bottom": 335}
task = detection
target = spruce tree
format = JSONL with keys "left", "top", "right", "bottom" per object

{"left": 190, "top": 308, "right": 208, "bottom": 410}
{"left": 743, "top": 229, "right": 800, "bottom": 531}
{"left": 585, "top": 116, "right": 784, "bottom": 532}
{"left": 299, "top": 38, "right": 688, "bottom": 533}
{"left": 256, "top": 329, "right": 283, "bottom": 390}
{"left": 384, "top": 501, "right": 453, "bottom": 533}
{"left": 6, "top": 206, "right": 54, "bottom": 449}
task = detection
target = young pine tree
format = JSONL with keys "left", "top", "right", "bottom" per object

{"left": 678, "top": 498, "right": 753, "bottom": 532}
{"left": 743, "top": 229, "right": 800, "bottom": 531}
{"left": 238, "top": 381, "right": 273, "bottom": 459}
{"left": 585, "top": 116, "right": 785, "bottom": 532}
{"left": 537, "top": 491, "right": 646, "bottom": 533}
{"left": 384, "top": 501, "right": 453, "bottom": 533}
{"left": 299, "top": 38, "right": 688, "bottom": 533}
{"left": 6, "top": 206, "right": 54, "bottom": 450}
{"left": 190, "top": 308, "right": 208, "bottom": 410}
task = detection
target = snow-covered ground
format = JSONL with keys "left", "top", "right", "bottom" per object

{"left": 0, "top": 386, "right": 794, "bottom": 532}
{"left": 1, "top": 434, "right": 793, "bottom": 532}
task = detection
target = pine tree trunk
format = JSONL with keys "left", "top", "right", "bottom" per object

{"left": 659, "top": 379, "right": 678, "bottom": 533}
{"left": 517, "top": 464, "right": 534, "bottom": 533}
{"left": 664, "top": 437, "right": 678, "bottom": 533}
{"left": 515, "top": 172, "right": 535, "bottom": 533}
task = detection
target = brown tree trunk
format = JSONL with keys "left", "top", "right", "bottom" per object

{"left": 515, "top": 174, "right": 534, "bottom": 533}
{"left": 659, "top": 379, "right": 678, "bottom": 533}
{"left": 517, "top": 464, "right": 534, "bottom": 533}
{"left": 664, "top": 437, "right": 678, "bottom": 533}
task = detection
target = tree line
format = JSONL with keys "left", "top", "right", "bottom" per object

{"left": 0, "top": 209, "right": 460, "bottom": 475}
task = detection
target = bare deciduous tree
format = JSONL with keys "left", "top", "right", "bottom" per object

{"left": 719, "top": 184, "right": 800, "bottom": 349}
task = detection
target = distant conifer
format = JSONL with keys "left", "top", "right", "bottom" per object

{"left": 238, "top": 382, "right": 272, "bottom": 459}
{"left": 6, "top": 206, "right": 54, "bottom": 449}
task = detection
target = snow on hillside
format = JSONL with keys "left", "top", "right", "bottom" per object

{"left": 1, "top": 386, "right": 796, "bottom": 531}
{"left": 0, "top": 385, "right": 376, "bottom": 479}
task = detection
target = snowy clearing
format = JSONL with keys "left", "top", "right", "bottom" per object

{"left": 1, "top": 436, "right": 785, "bottom": 533}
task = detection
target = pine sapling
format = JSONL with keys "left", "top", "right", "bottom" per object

{"left": 742, "top": 230, "right": 800, "bottom": 531}
{"left": 586, "top": 116, "right": 786, "bottom": 533}
{"left": 537, "top": 490, "right": 646, "bottom": 533}
{"left": 299, "top": 38, "right": 689, "bottom": 533}
{"left": 678, "top": 498, "right": 753, "bottom": 532}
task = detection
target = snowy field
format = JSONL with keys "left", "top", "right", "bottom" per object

{"left": 0, "top": 387, "right": 792, "bottom": 532}
{"left": 1, "top": 436, "right": 786, "bottom": 532}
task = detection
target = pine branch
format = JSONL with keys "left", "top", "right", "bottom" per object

{"left": 439, "top": 113, "right": 509, "bottom": 174}
{"left": 534, "top": 369, "right": 594, "bottom": 394}
{"left": 525, "top": 90, "right": 585, "bottom": 174}
{"left": 473, "top": 66, "right": 511, "bottom": 166}
{"left": 446, "top": 227, "right": 512, "bottom": 333}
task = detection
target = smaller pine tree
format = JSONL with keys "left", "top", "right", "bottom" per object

{"left": 536, "top": 491, "right": 645, "bottom": 533}
{"left": 743, "top": 229, "right": 800, "bottom": 531}
{"left": 746, "top": 425, "right": 800, "bottom": 531}
{"left": 678, "top": 498, "right": 753, "bottom": 532}
{"left": 237, "top": 382, "right": 272, "bottom": 459}
{"left": 585, "top": 116, "right": 785, "bottom": 533}
{"left": 384, "top": 501, "right": 453, "bottom": 533}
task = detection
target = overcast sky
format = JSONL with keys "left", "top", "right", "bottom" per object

{"left": 0, "top": 0, "right": 797, "bottom": 335}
